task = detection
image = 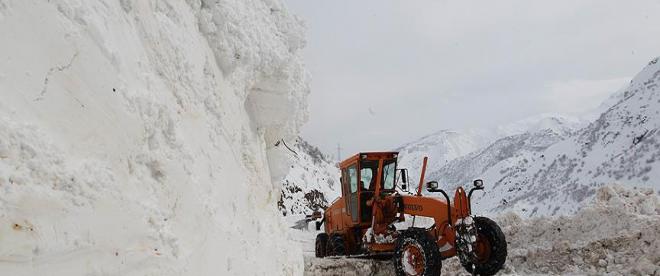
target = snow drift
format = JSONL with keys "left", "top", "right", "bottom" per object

{"left": 302, "top": 184, "right": 660, "bottom": 275}
{"left": 488, "top": 184, "right": 660, "bottom": 275}
{"left": 0, "top": 0, "right": 307, "bottom": 275}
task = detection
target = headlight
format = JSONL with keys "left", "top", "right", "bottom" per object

{"left": 426, "top": 181, "right": 439, "bottom": 190}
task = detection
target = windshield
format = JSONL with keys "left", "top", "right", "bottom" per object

{"left": 360, "top": 160, "right": 377, "bottom": 190}
{"left": 359, "top": 159, "right": 396, "bottom": 191}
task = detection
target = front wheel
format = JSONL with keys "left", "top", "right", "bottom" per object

{"left": 462, "top": 217, "right": 507, "bottom": 276}
{"left": 327, "top": 234, "right": 346, "bottom": 256}
{"left": 393, "top": 228, "right": 441, "bottom": 276}
{"left": 315, "top": 233, "right": 328, "bottom": 258}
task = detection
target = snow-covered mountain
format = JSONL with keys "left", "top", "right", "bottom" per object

{"left": 396, "top": 128, "right": 500, "bottom": 177}
{"left": 396, "top": 114, "right": 582, "bottom": 187}
{"left": 396, "top": 58, "right": 660, "bottom": 219}
{"left": 0, "top": 1, "right": 307, "bottom": 275}
{"left": 278, "top": 137, "right": 340, "bottom": 216}
{"left": 471, "top": 57, "right": 660, "bottom": 217}
{"left": 429, "top": 127, "right": 572, "bottom": 191}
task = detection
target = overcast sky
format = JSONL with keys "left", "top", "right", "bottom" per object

{"left": 285, "top": 0, "right": 660, "bottom": 158}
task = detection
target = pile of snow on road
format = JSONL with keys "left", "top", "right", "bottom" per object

{"left": 480, "top": 184, "right": 659, "bottom": 275}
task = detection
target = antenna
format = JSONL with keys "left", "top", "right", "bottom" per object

{"left": 337, "top": 143, "right": 342, "bottom": 161}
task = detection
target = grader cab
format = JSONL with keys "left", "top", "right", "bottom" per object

{"left": 314, "top": 152, "right": 507, "bottom": 276}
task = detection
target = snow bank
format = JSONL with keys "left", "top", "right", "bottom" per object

{"left": 0, "top": 0, "right": 307, "bottom": 275}
{"left": 491, "top": 184, "right": 660, "bottom": 275}
{"left": 302, "top": 184, "right": 660, "bottom": 275}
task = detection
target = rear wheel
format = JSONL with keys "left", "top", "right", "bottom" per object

{"left": 315, "top": 233, "right": 328, "bottom": 258}
{"left": 461, "top": 217, "right": 507, "bottom": 276}
{"left": 393, "top": 228, "right": 441, "bottom": 276}
{"left": 327, "top": 234, "right": 346, "bottom": 256}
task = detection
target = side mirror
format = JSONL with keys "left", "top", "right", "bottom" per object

{"left": 426, "top": 181, "right": 439, "bottom": 191}
{"left": 473, "top": 179, "right": 484, "bottom": 189}
{"left": 398, "top": 169, "right": 409, "bottom": 192}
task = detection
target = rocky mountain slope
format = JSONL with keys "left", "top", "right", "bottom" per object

{"left": 393, "top": 58, "right": 660, "bottom": 218}
{"left": 428, "top": 121, "right": 575, "bottom": 190}
{"left": 278, "top": 137, "right": 340, "bottom": 216}
{"left": 396, "top": 114, "right": 582, "bottom": 190}
{"left": 471, "top": 57, "right": 660, "bottom": 217}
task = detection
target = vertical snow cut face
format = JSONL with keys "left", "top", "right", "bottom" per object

{"left": 0, "top": 0, "right": 307, "bottom": 275}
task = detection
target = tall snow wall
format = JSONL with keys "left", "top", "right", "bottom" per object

{"left": 0, "top": 0, "right": 308, "bottom": 275}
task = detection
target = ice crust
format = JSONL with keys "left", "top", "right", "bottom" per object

{"left": 0, "top": 0, "right": 307, "bottom": 275}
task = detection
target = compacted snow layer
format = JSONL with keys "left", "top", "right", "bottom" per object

{"left": 301, "top": 185, "right": 660, "bottom": 275}
{"left": 0, "top": 0, "right": 307, "bottom": 275}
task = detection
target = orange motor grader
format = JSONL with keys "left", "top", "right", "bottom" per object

{"left": 313, "top": 152, "right": 507, "bottom": 276}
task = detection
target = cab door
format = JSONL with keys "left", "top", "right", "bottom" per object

{"left": 346, "top": 164, "right": 359, "bottom": 224}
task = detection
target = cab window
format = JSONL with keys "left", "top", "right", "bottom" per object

{"left": 341, "top": 169, "right": 348, "bottom": 196}
{"left": 348, "top": 165, "right": 358, "bottom": 193}
{"left": 382, "top": 159, "right": 396, "bottom": 190}
{"left": 359, "top": 159, "right": 396, "bottom": 190}
{"left": 360, "top": 168, "right": 373, "bottom": 189}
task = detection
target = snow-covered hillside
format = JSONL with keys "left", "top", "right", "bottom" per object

{"left": 471, "top": 57, "right": 660, "bottom": 217}
{"left": 394, "top": 58, "right": 660, "bottom": 218}
{"left": 0, "top": 1, "right": 307, "bottom": 275}
{"left": 397, "top": 114, "right": 582, "bottom": 188}
{"left": 278, "top": 137, "right": 340, "bottom": 216}
{"left": 429, "top": 127, "right": 572, "bottom": 191}
{"left": 396, "top": 128, "right": 500, "bottom": 178}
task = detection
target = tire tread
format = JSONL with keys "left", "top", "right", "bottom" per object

{"left": 462, "top": 217, "right": 507, "bottom": 276}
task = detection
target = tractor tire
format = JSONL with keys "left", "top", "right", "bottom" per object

{"left": 393, "top": 228, "right": 441, "bottom": 276}
{"left": 461, "top": 217, "right": 507, "bottom": 276}
{"left": 327, "top": 234, "right": 346, "bottom": 256}
{"left": 315, "top": 233, "right": 328, "bottom": 258}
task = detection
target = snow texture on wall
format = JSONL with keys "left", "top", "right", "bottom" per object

{"left": 0, "top": 0, "right": 307, "bottom": 275}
